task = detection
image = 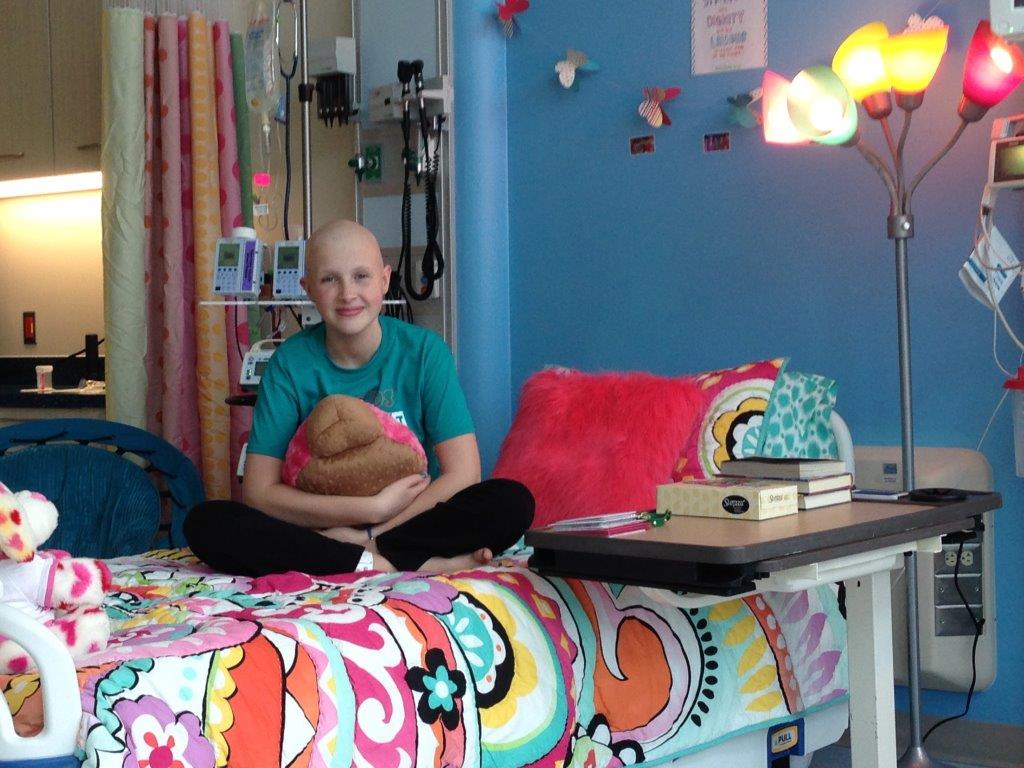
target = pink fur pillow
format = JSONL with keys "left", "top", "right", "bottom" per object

{"left": 492, "top": 369, "right": 706, "bottom": 528}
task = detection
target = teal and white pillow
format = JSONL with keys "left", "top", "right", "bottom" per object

{"left": 756, "top": 370, "right": 839, "bottom": 459}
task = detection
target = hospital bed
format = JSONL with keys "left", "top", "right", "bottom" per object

{"left": 0, "top": 411, "right": 855, "bottom": 767}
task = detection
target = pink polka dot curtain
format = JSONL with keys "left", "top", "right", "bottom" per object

{"left": 102, "top": 6, "right": 249, "bottom": 501}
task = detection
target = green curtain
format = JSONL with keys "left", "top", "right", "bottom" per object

{"left": 100, "top": 8, "right": 146, "bottom": 428}
{"left": 231, "top": 31, "right": 262, "bottom": 343}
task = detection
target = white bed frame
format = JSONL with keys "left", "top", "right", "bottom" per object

{"left": 0, "top": 414, "right": 858, "bottom": 766}
{"left": 0, "top": 603, "right": 81, "bottom": 762}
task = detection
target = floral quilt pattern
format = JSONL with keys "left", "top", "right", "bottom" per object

{"left": 2, "top": 549, "right": 848, "bottom": 767}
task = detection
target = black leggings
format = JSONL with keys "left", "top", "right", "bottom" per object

{"left": 183, "top": 478, "right": 534, "bottom": 577}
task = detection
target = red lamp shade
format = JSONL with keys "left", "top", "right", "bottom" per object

{"left": 961, "top": 20, "right": 1024, "bottom": 120}
{"left": 761, "top": 70, "right": 809, "bottom": 145}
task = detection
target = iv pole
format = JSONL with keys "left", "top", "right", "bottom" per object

{"left": 296, "top": 0, "right": 312, "bottom": 235}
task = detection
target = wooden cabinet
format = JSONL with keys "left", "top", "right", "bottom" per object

{"left": 0, "top": 2, "right": 55, "bottom": 181}
{"left": 50, "top": 0, "right": 102, "bottom": 174}
{"left": 0, "top": 0, "right": 101, "bottom": 182}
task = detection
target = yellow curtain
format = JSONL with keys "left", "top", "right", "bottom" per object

{"left": 188, "top": 13, "right": 230, "bottom": 499}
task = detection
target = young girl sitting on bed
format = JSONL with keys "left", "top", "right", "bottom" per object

{"left": 184, "top": 220, "right": 533, "bottom": 577}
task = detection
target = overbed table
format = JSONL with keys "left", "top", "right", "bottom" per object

{"left": 526, "top": 492, "right": 1002, "bottom": 768}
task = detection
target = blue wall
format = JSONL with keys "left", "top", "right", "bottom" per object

{"left": 452, "top": 2, "right": 512, "bottom": 472}
{"left": 455, "top": 0, "right": 1024, "bottom": 726}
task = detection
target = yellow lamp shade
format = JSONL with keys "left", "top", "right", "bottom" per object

{"left": 833, "top": 21, "right": 892, "bottom": 100}
{"left": 787, "top": 66, "right": 856, "bottom": 139}
{"left": 881, "top": 25, "right": 949, "bottom": 93}
{"left": 761, "top": 70, "right": 808, "bottom": 145}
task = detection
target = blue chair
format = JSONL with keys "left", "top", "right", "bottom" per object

{"left": 0, "top": 419, "right": 204, "bottom": 558}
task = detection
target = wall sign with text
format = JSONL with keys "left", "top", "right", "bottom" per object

{"left": 691, "top": 0, "right": 767, "bottom": 75}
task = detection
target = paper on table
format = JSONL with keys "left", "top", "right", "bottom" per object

{"left": 545, "top": 511, "right": 648, "bottom": 531}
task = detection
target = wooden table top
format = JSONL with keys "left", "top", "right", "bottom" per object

{"left": 525, "top": 492, "right": 1002, "bottom": 568}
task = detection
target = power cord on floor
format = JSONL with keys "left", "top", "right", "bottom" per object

{"left": 922, "top": 534, "right": 984, "bottom": 743}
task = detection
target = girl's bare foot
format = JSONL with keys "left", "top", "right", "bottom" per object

{"left": 419, "top": 548, "right": 493, "bottom": 574}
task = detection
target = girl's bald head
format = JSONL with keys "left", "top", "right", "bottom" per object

{"left": 304, "top": 220, "right": 384, "bottom": 277}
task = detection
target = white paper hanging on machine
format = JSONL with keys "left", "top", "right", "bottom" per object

{"left": 959, "top": 224, "right": 1019, "bottom": 308}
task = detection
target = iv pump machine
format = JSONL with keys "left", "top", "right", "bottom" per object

{"left": 213, "top": 232, "right": 308, "bottom": 300}
{"left": 214, "top": 236, "right": 262, "bottom": 296}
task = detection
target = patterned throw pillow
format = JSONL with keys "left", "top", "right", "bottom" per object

{"left": 757, "top": 370, "right": 839, "bottom": 459}
{"left": 671, "top": 358, "right": 787, "bottom": 481}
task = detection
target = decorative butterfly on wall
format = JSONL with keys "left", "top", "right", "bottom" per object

{"left": 497, "top": 0, "right": 529, "bottom": 38}
{"left": 555, "top": 49, "right": 600, "bottom": 90}
{"left": 727, "top": 87, "right": 763, "bottom": 128}
{"left": 638, "top": 86, "right": 681, "bottom": 128}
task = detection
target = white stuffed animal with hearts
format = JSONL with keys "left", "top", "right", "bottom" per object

{"left": 0, "top": 481, "right": 111, "bottom": 674}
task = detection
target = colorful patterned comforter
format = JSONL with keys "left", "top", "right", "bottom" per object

{"left": 2, "top": 549, "right": 848, "bottom": 767}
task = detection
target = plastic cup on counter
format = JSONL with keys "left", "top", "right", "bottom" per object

{"left": 35, "top": 364, "right": 53, "bottom": 393}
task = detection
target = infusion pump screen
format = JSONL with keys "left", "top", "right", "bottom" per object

{"left": 994, "top": 137, "right": 1024, "bottom": 185}
{"left": 278, "top": 246, "right": 300, "bottom": 269}
{"left": 218, "top": 243, "right": 240, "bottom": 267}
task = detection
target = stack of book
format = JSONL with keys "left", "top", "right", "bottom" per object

{"left": 718, "top": 457, "right": 853, "bottom": 510}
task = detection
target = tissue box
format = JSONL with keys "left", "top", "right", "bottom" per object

{"left": 656, "top": 478, "right": 799, "bottom": 521}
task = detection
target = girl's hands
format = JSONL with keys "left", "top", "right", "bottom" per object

{"left": 372, "top": 474, "right": 429, "bottom": 523}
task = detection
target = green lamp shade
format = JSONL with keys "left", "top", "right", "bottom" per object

{"left": 787, "top": 65, "right": 858, "bottom": 144}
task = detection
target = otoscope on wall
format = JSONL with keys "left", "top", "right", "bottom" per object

{"left": 387, "top": 59, "right": 446, "bottom": 316}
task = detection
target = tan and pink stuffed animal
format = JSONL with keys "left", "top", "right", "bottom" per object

{"left": 0, "top": 481, "right": 111, "bottom": 674}
{"left": 281, "top": 395, "right": 428, "bottom": 496}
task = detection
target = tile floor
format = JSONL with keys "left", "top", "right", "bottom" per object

{"left": 811, "top": 745, "right": 984, "bottom": 767}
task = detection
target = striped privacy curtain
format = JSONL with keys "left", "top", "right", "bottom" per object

{"left": 102, "top": 5, "right": 253, "bottom": 501}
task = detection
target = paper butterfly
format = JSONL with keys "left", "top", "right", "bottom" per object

{"left": 497, "top": 0, "right": 529, "bottom": 38}
{"left": 727, "top": 87, "right": 763, "bottom": 128}
{"left": 904, "top": 13, "right": 946, "bottom": 32}
{"left": 638, "top": 87, "right": 681, "bottom": 128}
{"left": 555, "top": 49, "right": 600, "bottom": 89}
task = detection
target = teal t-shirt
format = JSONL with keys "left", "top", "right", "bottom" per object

{"left": 248, "top": 316, "right": 474, "bottom": 478}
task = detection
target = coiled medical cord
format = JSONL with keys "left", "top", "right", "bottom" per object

{"left": 403, "top": 66, "right": 445, "bottom": 302}
{"left": 278, "top": 1, "right": 299, "bottom": 239}
{"left": 386, "top": 62, "right": 415, "bottom": 322}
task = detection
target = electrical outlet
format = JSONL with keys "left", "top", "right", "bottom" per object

{"left": 300, "top": 306, "right": 322, "bottom": 327}
{"left": 944, "top": 550, "right": 959, "bottom": 568}
{"left": 960, "top": 549, "right": 975, "bottom": 568}
{"left": 22, "top": 311, "right": 36, "bottom": 345}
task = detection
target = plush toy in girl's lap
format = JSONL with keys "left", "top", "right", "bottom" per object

{"left": 0, "top": 481, "right": 111, "bottom": 674}
{"left": 281, "top": 394, "right": 428, "bottom": 496}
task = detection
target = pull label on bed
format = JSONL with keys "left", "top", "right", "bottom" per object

{"left": 767, "top": 718, "right": 804, "bottom": 763}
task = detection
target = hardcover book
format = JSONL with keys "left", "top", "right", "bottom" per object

{"left": 719, "top": 472, "right": 853, "bottom": 495}
{"left": 718, "top": 457, "right": 847, "bottom": 480}
{"left": 797, "top": 488, "right": 853, "bottom": 510}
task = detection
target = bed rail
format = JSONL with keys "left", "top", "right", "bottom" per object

{"left": 0, "top": 604, "right": 80, "bottom": 766}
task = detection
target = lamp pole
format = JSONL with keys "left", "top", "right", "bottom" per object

{"left": 765, "top": 19, "right": 1024, "bottom": 768}
{"left": 890, "top": 214, "right": 930, "bottom": 768}
{"left": 855, "top": 112, "right": 968, "bottom": 768}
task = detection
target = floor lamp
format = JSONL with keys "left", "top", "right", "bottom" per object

{"left": 762, "top": 19, "right": 1024, "bottom": 768}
